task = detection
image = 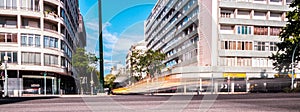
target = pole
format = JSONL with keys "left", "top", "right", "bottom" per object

{"left": 44, "top": 72, "right": 46, "bottom": 95}
{"left": 91, "top": 68, "right": 94, "bottom": 95}
{"left": 17, "top": 70, "right": 19, "bottom": 97}
{"left": 4, "top": 56, "right": 8, "bottom": 97}
{"left": 291, "top": 45, "right": 298, "bottom": 90}
{"left": 98, "top": 0, "right": 104, "bottom": 93}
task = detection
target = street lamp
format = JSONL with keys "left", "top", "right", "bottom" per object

{"left": 4, "top": 56, "right": 8, "bottom": 97}
{"left": 98, "top": 0, "right": 104, "bottom": 93}
{"left": 291, "top": 44, "right": 298, "bottom": 90}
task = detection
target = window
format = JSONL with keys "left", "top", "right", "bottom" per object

{"left": 270, "top": 0, "right": 282, "bottom": 2}
{"left": 254, "top": 41, "right": 277, "bottom": 51}
{"left": 44, "top": 36, "right": 58, "bottom": 49}
{"left": 0, "top": 0, "right": 4, "bottom": 8}
{"left": 0, "top": 51, "right": 17, "bottom": 63}
{"left": 44, "top": 54, "right": 58, "bottom": 66}
{"left": 0, "top": 33, "right": 17, "bottom": 43}
{"left": 236, "top": 26, "right": 252, "bottom": 35}
{"left": 270, "top": 27, "right": 281, "bottom": 36}
{"left": 5, "top": 19, "right": 16, "bottom": 28}
{"left": 220, "top": 12, "right": 231, "bottom": 18}
{"left": 21, "top": 52, "right": 41, "bottom": 65}
{"left": 254, "top": 26, "right": 268, "bottom": 35}
{"left": 28, "top": 35, "right": 33, "bottom": 46}
{"left": 286, "top": 0, "right": 292, "bottom": 5}
{"left": 20, "top": 0, "right": 39, "bottom": 11}
{"left": 270, "top": 42, "right": 278, "bottom": 51}
{"left": 21, "top": 33, "right": 40, "bottom": 47}
{"left": 35, "top": 35, "right": 40, "bottom": 47}
{"left": 237, "top": 41, "right": 253, "bottom": 50}
{"left": 61, "top": 41, "right": 72, "bottom": 58}
{"left": 252, "top": 58, "right": 272, "bottom": 67}
{"left": 222, "top": 41, "right": 252, "bottom": 50}
{"left": 222, "top": 41, "right": 236, "bottom": 50}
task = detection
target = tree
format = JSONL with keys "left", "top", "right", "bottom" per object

{"left": 72, "top": 48, "right": 98, "bottom": 77}
{"left": 270, "top": 0, "right": 300, "bottom": 74}
{"left": 104, "top": 74, "right": 116, "bottom": 89}
{"left": 72, "top": 48, "right": 89, "bottom": 77}
{"left": 129, "top": 49, "right": 166, "bottom": 81}
{"left": 72, "top": 48, "right": 98, "bottom": 93}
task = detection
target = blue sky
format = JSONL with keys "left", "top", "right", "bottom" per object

{"left": 79, "top": 0, "right": 157, "bottom": 75}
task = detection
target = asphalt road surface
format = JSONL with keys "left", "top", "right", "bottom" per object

{"left": 0, "top": 93, "right": 300, "bottom": 112}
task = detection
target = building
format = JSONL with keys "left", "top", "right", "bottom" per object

{"left": 125, "top": 41, "right": 147, "bottom": 78}
{"left": 144, "top": 0, "right": 293, "bottom": 93}
{"left": 0, "top": 0, "right": 85, "bottom": 96}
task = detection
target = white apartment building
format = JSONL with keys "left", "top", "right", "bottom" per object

{"left": 144, "top": 0, "right": 293, "bottom": 92}
{"left": 0, "top": 0, "right": 85, "bottom": 95}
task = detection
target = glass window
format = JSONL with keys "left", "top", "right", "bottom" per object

{"left": 12, "top": 0, "right": 16, "bottom": 9}
{"left": 13, "top": 52, "right": 17, "bottom": 63}
{"left": 0, "top": 34, "right": 5, "bottom": 42}
{"left": 28, "top": 36, "right": 33, "bottom": 46}
{"left": 21, "top": 52, "right": 41, "bottom": 65}
{"left": 0, "top": 0, "right": 4, "bottom": 8}
{"left": 21, "top": 35, "right": 27, "bottom": 46}
{"left": 6, "top": 0, "right": 11, "bottom": 9}
{"left": 44, "top": 36, "right": 49, "bottom": 47}
{"left": 35, "top": 35, "right": 40, "bottom": 47}
{"left": 6, "top": 34, "right": 12, "bottom": 42}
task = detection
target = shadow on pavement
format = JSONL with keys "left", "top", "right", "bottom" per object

{"left": 0, "top": 96, "right": 59, "bottom": 105}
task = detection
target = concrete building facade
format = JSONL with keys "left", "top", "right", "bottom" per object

{"left": 144, "top": 0, "right": 293, "bottom": 92}
{"left": 0, "top": 0, "right": 85, "bottom": 96}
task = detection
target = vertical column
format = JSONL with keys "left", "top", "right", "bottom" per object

{"left": 231, "top": 82, "right": 234, "bottom": 93}
{"left": 17, "top": 15, "right": 22, "bottom": 65}
{"left": 234, "top": 9, "right": 237, "bottom": 18}
{"left": 246, "top": 76, "right": 250, "bottom": 93}
{"left": 58, "top": 23, "right": 61, "bottom": 35}
{"left": 40, "top": 0, "right": 44, "bottom": 67}
{"left": 58, "top": 56, "right": 61, "bottom": 67}
{"left": 199, "top": 78, "right": 202, "bottom": 94}
{"left": 3, "top": 0, "right": 6, "bottom": 9}
{"left": 40, "top": 0, "right": 43, "bottom": 13}
{"left": 250, "top": 10, "right": 254, "bottom": 19}
{"left": 214, "top": 82, "right": 218, "bottom": 94}
{"left": 16, "top": 0, "right": 20, "bottom": 10}
{"left": 57, "top": 5, "right": 61, "bottom": 17}
{"left": 267, "top": 11, "right": 270, "bottom": 20}
{"left": 183, "top": 79, "right": 186, "bottom": 94}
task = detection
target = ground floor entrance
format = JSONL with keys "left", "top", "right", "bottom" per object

{"left": 1, "top": 70, "right": 77, "bottom": 96}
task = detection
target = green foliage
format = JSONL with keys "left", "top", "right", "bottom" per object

{"left": 104, "top": 74, "right": 116, "bottom": 89}
{"left": 270, "top": 0, "right": 300, "bottom": 73}
{"left": 283, "top": 87, "right": 292, "bottom": 93}
{"left": 282, "top": 87, "right": 300, "bottom": 93}
{"left": 129, "top": 49, "right": 166, "bottom": 81}
{"left": 72, "top": 48, "right": 98, "bottom": 77}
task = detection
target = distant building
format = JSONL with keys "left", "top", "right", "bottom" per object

{"left": 0, "top": 0, "right": 86, "bottom": 96}
{"left": 125, "top": 41, "right": 147, "bottom": 78}
{"left": 144, "top": 0, "right": 292, "bottom": 92}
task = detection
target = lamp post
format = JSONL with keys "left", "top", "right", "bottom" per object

{"left": 291, "top": 44, "right": 298, "bottom": 90}
{"left": 98, "top": 0, "right": 104, "bottom": 93}
{"left": 4, "top": 56, "right": 8, "bottom": 97}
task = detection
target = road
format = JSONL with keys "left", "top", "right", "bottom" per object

{"left": 0, "top": 93, "right": 300, "bottom": 112}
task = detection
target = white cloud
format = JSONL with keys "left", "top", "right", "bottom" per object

{"left": 86, "top": 22, "right": 99, "bottom": 32}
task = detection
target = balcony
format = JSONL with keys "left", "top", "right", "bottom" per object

{"left": 21, "top": 16, "right": 40, "bottom": 30}
{"left": 0, "top": 16, "right": 17, "bottom": 28}
{"left": 44, "top": 20, "right": 58, "bottom": 34}
{"left": 219, "top": 18, "right": 286, "bottom": 27}
{"left": 218, "top": 50, "right": 272, "bottom": 57}
{"left": 219, "top": 1, "right": 289, "bottom": 11}
{"left": 44, "top": 1, "right": 59, "bottom": 20}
